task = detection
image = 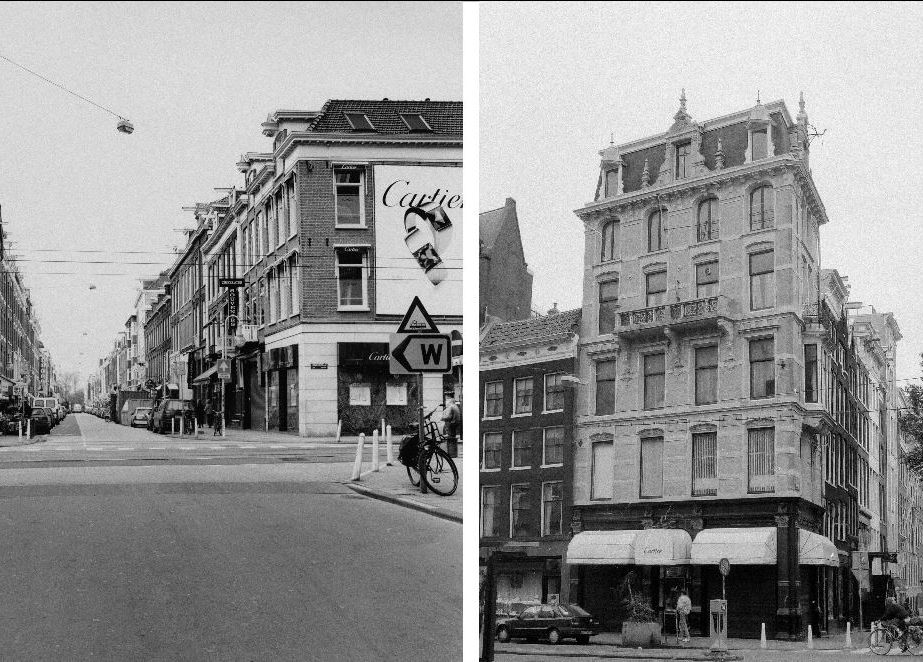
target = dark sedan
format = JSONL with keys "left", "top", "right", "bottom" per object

{"left": 496, "top": 604, "right": 601, "bottom": 645}
{"left": 29, "top": 409, "right": 52, "bottom": 435}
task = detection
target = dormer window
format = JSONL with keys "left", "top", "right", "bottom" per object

{"left": 345, "top": 113, "right": 376, "bottom": 132}
{"left": 605, "top": 169, "right": 619, "bottom": 198}
{"left": 399, "top": 113, "right": 432, "bottom": 132}
{"left": 752, "top": 129, "right": 768, "bottom": 160}
{"left": 675, "top": 141, "right": 691, "bottom": 179}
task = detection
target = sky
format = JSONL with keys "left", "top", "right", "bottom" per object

{"left": 480, "top": 2, "right": 923, "bottom": 384}
{"left": 0, "top": 1, "right": 462, "bottom": 385}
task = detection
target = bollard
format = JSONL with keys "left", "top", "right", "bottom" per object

{"left": 171, "top": 417, "right": 176, "bottom": 436}
{"left": 18, "top": 419, "right": 21, "bottom": 439}
{"left": 845, "top": 621, "right": 852, "bottom": 648}
{"left": 350, "top": 433, "right": 365, "bottom": 481}
{"left": 807, "top": 624, "right": 813, "bottom": 649}
{"left": 336, "top": 419, "right": 342, "bottom": 444}
{"left": 760, "top": 622, "right": 767, "bottom": 649}
{"left": 26, "top": 418, "right": 31, "bottom": 438}
{"left": 194, "top": 417, "right": 199, "bottom": 437}
{"left": 372, "top": 430, "right": 380, "bottom": 472}
{"left": 380, "top": 418, "right": 385, "bottom": 439}
{"left": 386, "top": 425, "right": 394, "bottom": 465}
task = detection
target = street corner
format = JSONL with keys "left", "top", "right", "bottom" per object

{"left": 345, "top": 480, "right": 463, "bottom": 524}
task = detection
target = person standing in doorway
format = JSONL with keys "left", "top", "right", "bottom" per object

{"left": 441, "top": 392, "right": 461, "bottom": 458}
{"left": 676, "top": 589, "right": 692, "bottom": 643}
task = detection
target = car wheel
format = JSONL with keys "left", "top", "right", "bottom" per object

{"left": 576, "top": 635, "right": 590, "bottom": 645}
{"left": 547, "top": 628, "right": 561, "bottom": 645}
{"left": 496, "top": 626, "right": 510, "bottom": 643}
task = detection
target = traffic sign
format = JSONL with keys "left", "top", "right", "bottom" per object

{"left": 719, "top": 558, "right": 730, "bottom": 576}
{"left": 216, "top": 358, "right": 231, "bottom": 380}
{"left": 396, "top": 295, "right": 439, "bottom": 334}
{"left": 218, "top": 277, "right": 244, "bottom": 288}
{"left": 389, "top": 333, "right": 451, "bottom": 374}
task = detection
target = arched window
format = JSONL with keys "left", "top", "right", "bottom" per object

{"left": 750, "top": 185, "right": 774, "bottom": 231}
{"left": 647, "top": 209, "right": 664, "bottom": 252}
{"left": 600, "top": 221, "right": 616, "bottom": 262}
{"left": 697, "top": 198, "right": 718, "bottom": 242}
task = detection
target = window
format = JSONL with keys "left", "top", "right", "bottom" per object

{"left": 605, "top": 170, "right": 619, "bottom": 198}
{"left": 595, "top": 360, "right": 616, "bottom": 415}
{"left": 598, "top": 279, "right": 619, "bottom": 334}
{"left": 748, "top": 427, "right": 775, "bottom": 493}
{"left": 399, "top": 113, "right": 432, "bottom": 132}
{"left": 692, "top": 431, "right": 718, "bottom": 495}
{"left": 544, "top": 373, "right": 565, "bottom": 412}
{"left": 344, "top": 113, "right": 375, "bottom": 131}
{"left": 510, "top": 485, "right": 533, "bottom": 537}
{"left": 695, "top": 345, "right": 718, "bottom": 404}
{"left": 267, "top": 270, "right": 276, "bottom": 322}
{"left": 591, "top": 439, "right": 614, "bottom": 499}
{"left": 286, "top": 178, "right": 297, "bottom": 238}
{"left": 750, "top": 338, "right": 775, "bottom": 398}
{"left": 751, "top": 129, "right": 768, "bottom": 161}
{"left": 278, "top": 261, "right": 289, "bottom": 318}
{"left": 257, "top": 279, "right": 266, "bottom": 325}
{"left": 749, "top": 250, "right": 774, "bottom": 310}
{"left": 542, "top": 482, "right": 563, "bottom": 536}
{"left": 480, "top": 486, "right": 500, "bottom": 537}
{"left": 749, "top": 185, "right": 774, "bottom": 230}
{"left": 335, "top": 248, "right": 368, "bottom": 309}
{"left": 643, "top": 353, "right": 665, "bottom": 409}
{"left": 675, "top": 141, "right": 691, "bottom": 179}
{"left": 640, "top": 435, "right": 664, "bottom": 498}
{"left": 697, "top": 198, "right": 718, "bottom": 241}
{"left": 646, "top": 270, "right": 667, "bottom": 307}
{"left": 695, "top": 261, "right": 718, "bottom": 298}
{"left": 648, "top": 209, "right": 664, "bottom": 252}
{"left": 484, "top": 381, "right": 503, "bottom": 418}
{"left": 275, "top": 190, "right": 285, "bottom": 247}
{"left": 600, "top": 221, "right": 616, "bottom": 261}
{"left": 482, "top": 432, "right": 502, "bottom": 470}
{"left": 543, "top": 427, "right": 564, "bottom": 465}
{"left": 289, "top": 254, "right": 300, "bottom": 315}
{"left": 512, "top": 430, "right": 533, "bottom": 468}
{"left": 513, "top": 377, "right": 533, "bottom": 415}
{"left": 267, "top": 199, "right": 277, "bottom": 250}
{"left": 334, "top": 169, "right": 363, "bottom": 226}
{"left": 805, "top": 344, "right": 818, "bottom": 403}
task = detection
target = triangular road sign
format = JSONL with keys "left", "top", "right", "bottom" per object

{"left": 396, "top": 295, "right": 439, "bottom": 334}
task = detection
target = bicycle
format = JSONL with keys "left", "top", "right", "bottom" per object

{"left": 869, "top": 619, "right": 923, "bottom": 655}
{"left": 399, "top": 410, "right": 459, "bottom": 496}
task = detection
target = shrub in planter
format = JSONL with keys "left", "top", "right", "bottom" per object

{"left": 620, "top": 586, "right": 661, "bottom": 648}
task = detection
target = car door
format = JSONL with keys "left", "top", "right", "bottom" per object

{"left": 537, "top": 607, "right": 558, "bottom": 637}
{"left": 516, "top": 607, "right": 541, "bottom": 639}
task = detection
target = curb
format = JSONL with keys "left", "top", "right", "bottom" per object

{"left": 498, "top": 649, "right": 718, "bottom": 661}
{"left": 344, "top": 482, "right": 462, "bottom": 523}
{"left": 0, "top": 435, "right": 46, "bottom": 448}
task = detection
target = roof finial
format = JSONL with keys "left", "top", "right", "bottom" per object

{"left": 680, "top": 88, "right": 687, "bottom": 113}
{"left": 756, "top": 90, "right": 761, "bottom": 105}
{"left": 609, "top": 132, "right": 614, "bottom": 145}
{"left": 799, "top": 90, "right": 805, "bottom": 111}
{"left": 641, "top": 158, "right": 651, "bottom": 187}
{"left": 715, "top": 137, "right": 725, "bottom": 170}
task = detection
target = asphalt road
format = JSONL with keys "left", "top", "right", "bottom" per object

{"left": 0, "top": 414, "right": 461, "bottom": 661}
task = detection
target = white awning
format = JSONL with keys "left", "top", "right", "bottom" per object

{"left": 567, "top": 530, "right": 638, "bottom": 565}
{"left": 691, "top": 527, "right": 839, "bottom": 567}
{"left": 635, "top": 529, "right": 693, "bottom": 565}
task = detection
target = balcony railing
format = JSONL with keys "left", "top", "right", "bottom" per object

{"left": 617, "top": 296, "right": 722, "bottom": 339}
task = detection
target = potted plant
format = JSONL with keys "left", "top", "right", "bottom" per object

{"left": 619, "top": 575, "right": 662, "bottom": 648}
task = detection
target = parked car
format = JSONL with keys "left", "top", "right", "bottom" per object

{"left": 29, "top": 408, "right": 53, "bottom": 435}
{"left": 1, "top": 406, "right": 25, "bottom": 435}
{"left": 130, "top": 407, "right": 152, "bottom": 428}
{"left": 148, "top": 399, "right": 196, "bottom": 434}
{"left": 41, "top": 407, "right": 58, "bottom": 427}
{"left": 496, "top": 604, "right": 601, "bottom": 645}
{"left": 72, "top": 404, "right": 83, "bottom": 413}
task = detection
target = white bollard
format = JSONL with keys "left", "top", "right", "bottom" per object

{"left": 372, "top": 430, "right": 380, "bottom": 472}
{"left": 336, "top": 419, "right": 342, "bottom": 444}
{"left": 380, "top": 418, "right": 385, "bottom": 440}
{"left": 845, "top": 621, "right": 852, "bottom": 648}
{"left": 760, "top": 622, "right": 767, "bottom": 649}
{"left": 807, "top": 624, "right": 813, "bottom": 649}
{"left": 17, "top": 420, "right": 21, "bottom": 439}
{"left": 171, "top": 417, "right": 176, "bottom": 435}
{"left": 350, "top": 433, "right": 365, "bottom": 481}
{"left": 26, "top": 418, "right": 30, "bottom": 438}
{"left": 194, "top": 417, "right": 199, "bottom": 436}
{"left": 386, "top": 425, "right": 394, "bottom": 465}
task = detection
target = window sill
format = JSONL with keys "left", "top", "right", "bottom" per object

{"left": 542, "top": 409, "right": 564, "bottom": 415}
{"left": 511, "top": 412, "right": 532, "bottom": 418}
{"left": 695, "top": 237, "right": 721, "bottom": 247}
{"left": 481, "top": 467, "right": 501, "bottom": 473}
{"left": 510, "top": 466, "right": 532, "bottom": 471}
{"left": 335, "top": 223, "right": 368, "bottom": 230}
{"left": 337, "top": 306, "right": 370, "bottom": 312}
{"left": 481, "top": 416, "right": 502, "bottom": 422}
{"left": 540, "top": 463, "right": 564, "bottom": 469}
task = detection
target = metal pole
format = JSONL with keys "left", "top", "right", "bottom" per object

{"left": 418, "top": 372, "right": 426, "bottom": 494}
{"left": 222, "top": 309, "right": 226, "bottom": 438}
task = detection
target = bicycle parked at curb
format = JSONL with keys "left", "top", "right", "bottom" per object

{"left": 869, "top": 618, "right": 923, "bottom": 655}
{"left": 398, "top": 410, "right": 459, "bottom": 497}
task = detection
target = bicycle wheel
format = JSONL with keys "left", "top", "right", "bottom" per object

{"left": 906, "top": 627, "right": 923, "bottom": 655}
{"left": 869, "top": 626, "right": 892, "bottom": 655}
{"left": 422, "top": 446, "right": 458, "bottom": 496}
{"left": 406, "top": 462, "right": 421, "bottom": 486}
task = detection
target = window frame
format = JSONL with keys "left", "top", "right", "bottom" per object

{"left": 511, "top": 429, "right": 533, "bottom": 469}
{"left": 541, "top": 481, "right": 564, "bottom": 536}
{"left": 598, "top": 279, "right": 619, "bottom": 335}
{"left": 675, "top": 141, "right": 691, "bottom": 180}
{"left": 749, "top": 337, "right": 776, "bottom": 399}
{"left": 333, "top": 167, "right": 366, "bottom": 228}
{"left": 647, "top": 208, "right": 664, "bottom": 252}
{"left": 542, "top": 426, "right": 565, "bottom": 467}
{"left": 694, "top": 345, "right": 719, "bottom": 405}
{"left": 481, "top": 431, "right": 502, "bottom": 471}
{"left": 646, "top": 270, "right": 667, "bottom": 307}
{"left": 483, "top": 380, "right": 504, "bottom": 419}
{"left": 543, "top": 373, "right": 565, "bottom": 413}
{"left": 480, "top": 485, "right": 500, "bottom": 538}
{"left": 749, "top": 185, "right": 775, "bottom": 231}
{"left": 639, "top": 435, "right": 664, "bottom": 498}
{"left": 691, "top": 430, "right": 718, "bottom": 496}
{"left": 590, "top": 439, "right": 614, "bottom": 500}
{"left": 595, "top": 359, "right": 616, "bottom": 416}
{"left": 335, "top": 247, "right": 369, "bottom": 311}
{"left": 697, "top": 197, "right": 718, "bottom": 242}
{"left": 513, "top": 377, "right": 534, "bottom": 416}
{"left": 600, "top": 220, "right": 616, "bottom": 262}
{"left": 643, "top": 352, "right": 666, "bottom": 410}
{"left": 510, "top": 483, "right": 533, "bottom": 538}
{"left": 747, "top": 427, "right": 776, "bottom": 494}
{"left": 749, "top": 249, "right": 775, "bottom": 311}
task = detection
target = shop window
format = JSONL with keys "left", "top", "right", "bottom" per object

{"left": 640, "top": 435, "right": 664, "bottom": 498}
{"left": 348, "top": 383, "right": 371, "bottom": 406}
{"left": 749, "top": 250, "right": 774, "bottom": 310}
{"left": 513, "top": 377, "right": 533, "bottom": 415}
{"left": 386, "top": 382, "right": 407, "bottom": 405}
{"left": 334, "top": 169, "right": 364, "bottom": 227}
{"left": 510, "top": 484, "right": 534, "bottom": 537}
{"left": 692, "top": 431, "right": 718, "bottom": 496}
{"left": 482, "top": 432, "right": 502, "bottom": 470}
{"left": 542, "top": 427, "right": 564, "bottom": 466}
{"left": 512, "top": 430, "right": 533, "bottom": 468}
{"left": 544, "top": 373, "right": 565, "bottom": 412}
{"left": 336, "top": 248, "right": 368, "bottom": 310}
{"left": 595, "top": 360, "right": 616, "bottom": 415}
{"left": 648, "top": 209, "right": 664, "bottom": 252}
{"left": 748, "top": 427, "right": 775, "bottom": 493}
{"left": 591, "top": 439, "right": 613, "bottom": 499}
{"left": 697, "top": 198, "right": 718, "bottom": 241}
{"left": 480, "top": 485, "right": 500, "bottom": 537}
{"left": 646, "top": 270, "right": 667, "bottom": 307}
{"left": 598, "top": 279, "right": 619, "bottom": 334}
{"left": 695, "top": 261, "right": 718, "bottom": 298}
{"left": 749, "top": 338, "right": 775, "bottom": 399}
{"left": 750, "top": 185, "right": 774, "bottom": 231}
{"left": 600, "top": 220, "right": 616, "bottom": 261}
{"left": 643, "top": 353, "right": 665, "bottom": 409}
{"left": 542, "top": 482, "right": 563, "bottom": 536}
{"left": 695, "top": 345, "right": 718, "bottom": 405}
{"left": 483, "top": 381, "right": 503, "bottom": 418}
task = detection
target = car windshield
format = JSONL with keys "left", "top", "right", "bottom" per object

{"left": 135, "top": 408, "right": 151, "bottom": 414}
{"left": 566, "top": 604, "right": 591, "bottom": 617}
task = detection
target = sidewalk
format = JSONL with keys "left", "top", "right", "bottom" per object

{"left": 345, "top": 453, "right": 463, "bottom": 523}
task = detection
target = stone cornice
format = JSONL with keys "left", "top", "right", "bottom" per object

{"left": 276, "top": 131, "right": 462, "bottom": 161}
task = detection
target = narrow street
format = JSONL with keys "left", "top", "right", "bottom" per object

{"left": 0, "top": 414, "right": 461, "bottom": 661}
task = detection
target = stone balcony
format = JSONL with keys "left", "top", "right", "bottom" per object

{"left": 617, "top": 295, "right": 728, "bottom": 341}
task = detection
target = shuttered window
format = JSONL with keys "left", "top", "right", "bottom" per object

{"left": 748, "top": 427, "right": 775, "bottom": 493}
{"left": 692, "top": 432, "right": 718, "bottom": 496}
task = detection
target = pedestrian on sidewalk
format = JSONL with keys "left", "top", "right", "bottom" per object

{"left": 441, "top": 393, "right": 461, "bottom": 458}
{"left": 676, "top": 589, "right": 691, "bottom": 643}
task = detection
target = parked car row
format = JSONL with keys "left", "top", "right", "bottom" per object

{"left": 83, "top": 399, "right": 197, "bottom": 435}
{"left": 0, "top": 401, "right": 68, "bottom": 436}
{"left": 495, "top": 603, "right": 601, "bottom": 645}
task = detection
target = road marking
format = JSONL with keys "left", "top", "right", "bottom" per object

{"left": 149, "top": 447, "right": 166, "bottom": 450}
{"left": 270, "top": 445, "right": 285, "bottom": 449}
{"left": 178, "top": 446, "right": 195, "bottom": 450}
{"left": 86, "top": 447, "right": 106, "bottom": 451}
{"left": 117, "top": 447, "right": 132, "bottom": 451}
{"left": 209, "top": 446, "right": 225, "bottom": 450}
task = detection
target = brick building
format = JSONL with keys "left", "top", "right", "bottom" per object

{"left": 479, "top": 197, "right": 533, "bottom": 324}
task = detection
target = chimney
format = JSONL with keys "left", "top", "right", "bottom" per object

{"left": 547, "top": 302, "right": 560, "bottom": 316}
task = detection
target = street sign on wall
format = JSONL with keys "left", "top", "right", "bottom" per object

{"left": 218, "top": 278, "right": 244, "bottom": 288}
{"left": 388, "top": 333, "right": 451, "bottom": 374}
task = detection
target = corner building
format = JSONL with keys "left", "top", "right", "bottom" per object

{"left": 569, "top": 94, "right": 838, "bottom": 639}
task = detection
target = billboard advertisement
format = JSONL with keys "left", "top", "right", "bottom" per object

{"left": 373, "top": 165, "right": 463, "bottom": 315}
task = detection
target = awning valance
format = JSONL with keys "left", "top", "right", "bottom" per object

{"left": 192, "top": 366, "right": 217, "bottom": 384}
{"left": 567, "top": 530, "right": 637, "bottom": 565}
{"left": 691, "top": 527, "right": 839, "bottom": 566}
{"left": 635, "top": 529, "right": 693, "bottom": 565}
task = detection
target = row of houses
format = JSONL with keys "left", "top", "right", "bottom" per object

{"left": 479, "top": 94, "right": 923, "bottom": 639}
{"left": 88, "top": 98, "right": 463, "bottom": 435}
